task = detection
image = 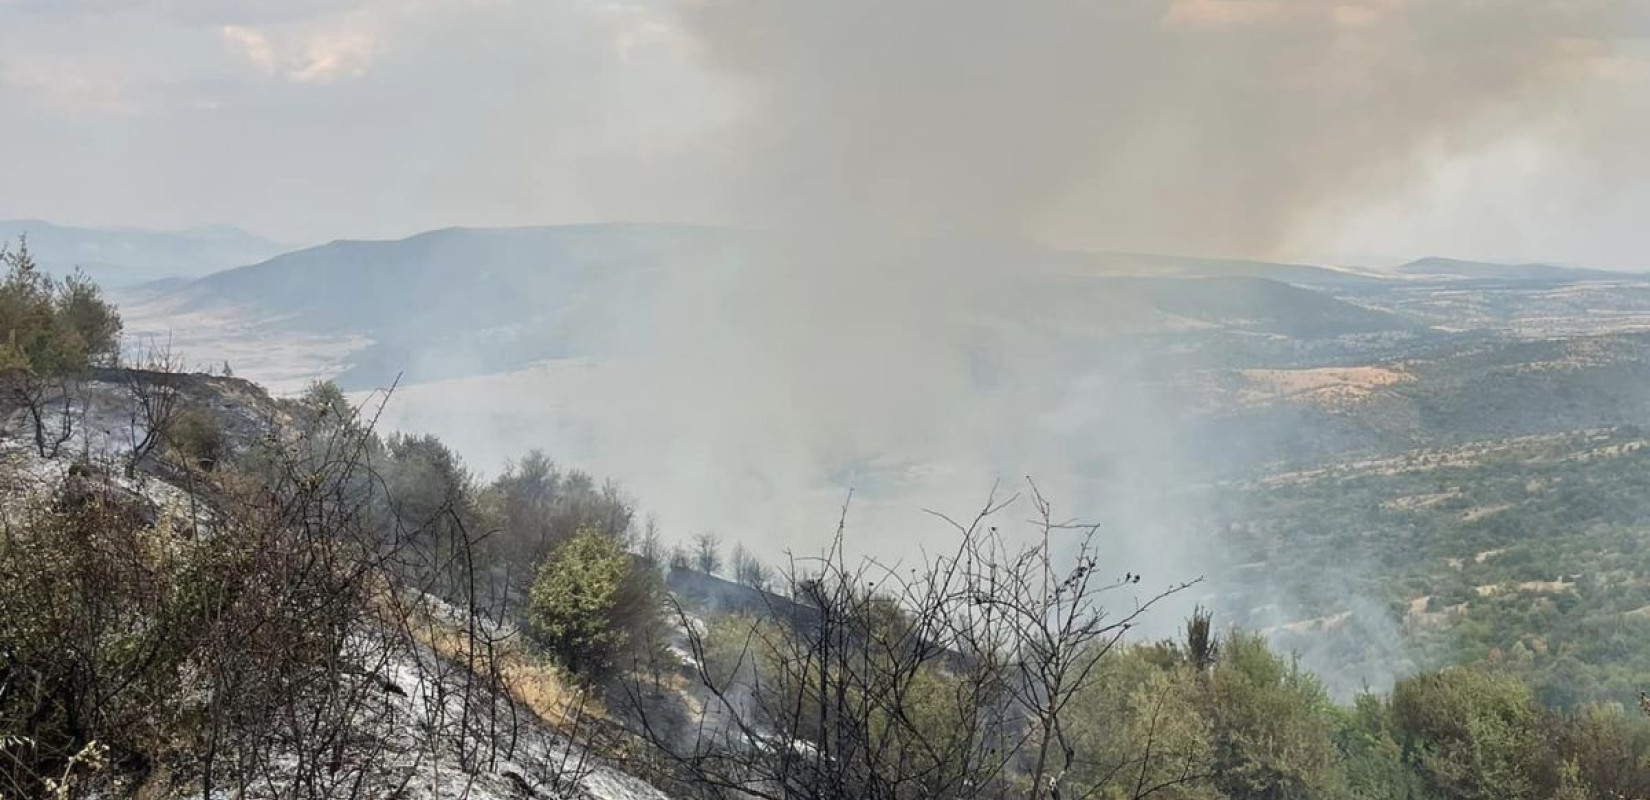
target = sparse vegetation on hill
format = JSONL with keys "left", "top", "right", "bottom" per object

{"left": 10, "top": 266, "right": 1650, "bottom": 799}
{"left": 667, "top": 542, "right": 1650, "bottom": 800}
{"left": 1209, "top": 425, "right": 1650, "bottom": 711}
{"left": 0, "top": 236, "right": 123, "bottom": 457}
{"left": 0, "top": 271, "right": 658, "bottom": 796}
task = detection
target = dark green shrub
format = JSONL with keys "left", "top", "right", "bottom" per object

{"left": 167, "top": 408, "right": 225, "bottom": 470}
{"left": 527, "top": 528, "right": 663, "bottom": 681}
{"left": 1391, "top": 668, "right": 1539, "bottom": 800}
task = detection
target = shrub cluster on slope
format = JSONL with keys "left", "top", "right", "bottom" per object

{"left": 0, "top": 237, "right": 122, "bottom": 457}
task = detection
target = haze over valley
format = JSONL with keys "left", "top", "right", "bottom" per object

{"left": 8, "top": 0, "right": 1650, "bottom": 797}
{"left": 60, "top": 219, "right": 1650, "bottom": 698}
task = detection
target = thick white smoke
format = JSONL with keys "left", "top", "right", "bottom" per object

{"left": 652, "top": 0, "right": 1648, "bottom": 258}
{"left": 578, "top": 0, "right": 1649, "bottom": 551}
{"left": 369, "top": 0, "right": 1650, "bottom": 668}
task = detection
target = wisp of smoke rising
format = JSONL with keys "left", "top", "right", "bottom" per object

{"left": 379, "top": 0, "right": 1650, "bottom": 680}
{"left": 593, "top": 0, "right": 1645, "bottom": 556}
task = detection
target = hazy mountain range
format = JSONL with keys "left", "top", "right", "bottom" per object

{"left": 80, "top": 219, "right": 1650, "bottom": 711}
{"left": 96, "top": 221, "right": 1646, "bottom": 392}
{"left": 0, "top": 219, "right": 288, "bottom": 286}
{"left": 111, "top": 224, "right": 1439, "bottom": 387}
{"left": 1390, "top": 256, "right": 1632, "bottom": 283}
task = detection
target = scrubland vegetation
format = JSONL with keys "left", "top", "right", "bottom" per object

{"left": 1219, "top": 426, "right": 1650, "bottom": 711}
{"left": 6, "top": 245, "right": 1650, "bottom": 799}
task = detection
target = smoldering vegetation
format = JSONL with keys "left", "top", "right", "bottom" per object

{"left": 7, "top": 0, "right": 1650, "bottom": 797}
{"left": 95, "top": 2, "right": 1650, "bottom": 718}
{"left": 14, "top": 251, "right": 1650, "bottom": 800}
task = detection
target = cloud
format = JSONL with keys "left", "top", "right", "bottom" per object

{"left": 220, "top": 24, "right": 275, "bottom": 72}
{"left": 288, "top": 29, "right": 379, "bottom": 83}
{"left": 2, "top": 0, "right": 1649, "bottom": 261}
{"left": 220, "top": 19, "right": 379, "bottom": 84}
{"left": 595, "top": 1, "right": 688, "bottom": 63}
{"left": 6, "top": 0, "right": 353, "bottom": 27}
{"left": 1166, "top": 0, "right": 1288, "bottom": 28}
{"left": 0, "top": 53, "right": 143, "bottom": 114}
{"left": 0, "top": 0, "right": 729, "bottom": 239}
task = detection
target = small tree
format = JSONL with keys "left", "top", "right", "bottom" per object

{"left": 692, "top": 531, "right": 723, "bottom": 575}
{"left": 122, "top": 338, "right": 184, "bottom": 476}
{"left": 54, "top": 270, "right": 121, "bottom": 365}
{"left": 1391, "top": 668, "right": 1540, "bottom": 800}
{"left": 1186, "top": 605, "right": 1218, "bottom": 672}
{"left": 731, "top": 542, "right": 771, "bottom": 590}
{"left": 0, "top": 238, "right": 121, "bottom": 457}
{"left": 668, "top": 545, "right": 691, "bottom": 571}
{"left": 528, "top": 528, "right": 662, "bottom": 681}
{"left": 299, "top": 378, "right": 352, "bottom": 422}
{"left": 1203, "top": 633, "right": 1342, "bottom": 800}
{"left": 635, "top": 514, "right": 665, "bottom": 568}
{"left": 479, "top": 450, "right": 636, "bottom": 606}
{"left": 167, "top": 408, "right": 225, "bottom": 470}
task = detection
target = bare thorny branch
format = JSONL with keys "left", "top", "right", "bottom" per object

{"left": 631, "top": 478, "right": 1202, "bottom": 800}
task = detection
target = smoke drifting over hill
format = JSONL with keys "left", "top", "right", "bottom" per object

{"left": 569, "top": 0, "right": 1650, "bottom": 666}
{"left": 585, "top": 0, "right": 1644, "bottom": 532}
{"left": 666, "top": 0, "right": 1648, "bottom": 259}
{"left": 86, "top": 0, "right": 1650, "bottom": 692}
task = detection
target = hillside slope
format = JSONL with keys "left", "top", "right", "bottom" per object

{"left": 0, "top": 370, "right": 676, "bottom": 800}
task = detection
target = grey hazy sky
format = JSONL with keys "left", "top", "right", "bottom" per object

{"left": 2, "top": 0, "right": 1649, "bottom": 267}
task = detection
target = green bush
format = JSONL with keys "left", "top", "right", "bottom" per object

{"left": 1332, "top": 693, "right": 1436, "bottom": 800}
{"left": 480, "top": 450, "right": 634, "bottom": 599}
{"left": 1062, "top": 649, "right": 1218, "bottom": 800}
{"left": 0, "top": 478, "right": 241, "bottom": 795}
{"left": 0, "top": 238, "right": 121, "bottom": 375}
{"left": 167, "top": 408, "right": 226, "bottom": 470}
{"left": 1391, "top": 668, "right": 1540, "bottom": 800}
{"left": 1204, "top": 633, "right": 1343, "bottom": 800}
{"left": 527, "top": 528, "right": 663, "bottom": 681}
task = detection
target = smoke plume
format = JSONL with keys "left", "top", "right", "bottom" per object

{"left": 565, "top": 0, "right": 1649, "bottom": 665}
{"left": 591, "top": 0, "right": 1647, "bottom": 543}
{"left": 663, "top": 0, "right": 1647, "bottom": 258}
{"left": 370, "top": 0, "right": 1650, "bottom": 681}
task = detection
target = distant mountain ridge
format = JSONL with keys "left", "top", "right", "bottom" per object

{"left": 170, "top": 223, "right": 730, "bottom": 335}
{"left": 133, "top": 224, "right": 1424, "bottom": 388}
{"left": 1056, "top": 250, "right": 1387, "bottom": 289}
{"left": 1393, "top": 256, "right": 1633, "bottom": 283}
{"left": 165, "top": 224, "right": 1411, "bottom": 333}
{"left": 1127, "top": 276, "right": 1418, "bottom": 338}
{"left": 0, "top": 219, "right": 288, "bottom": 286}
